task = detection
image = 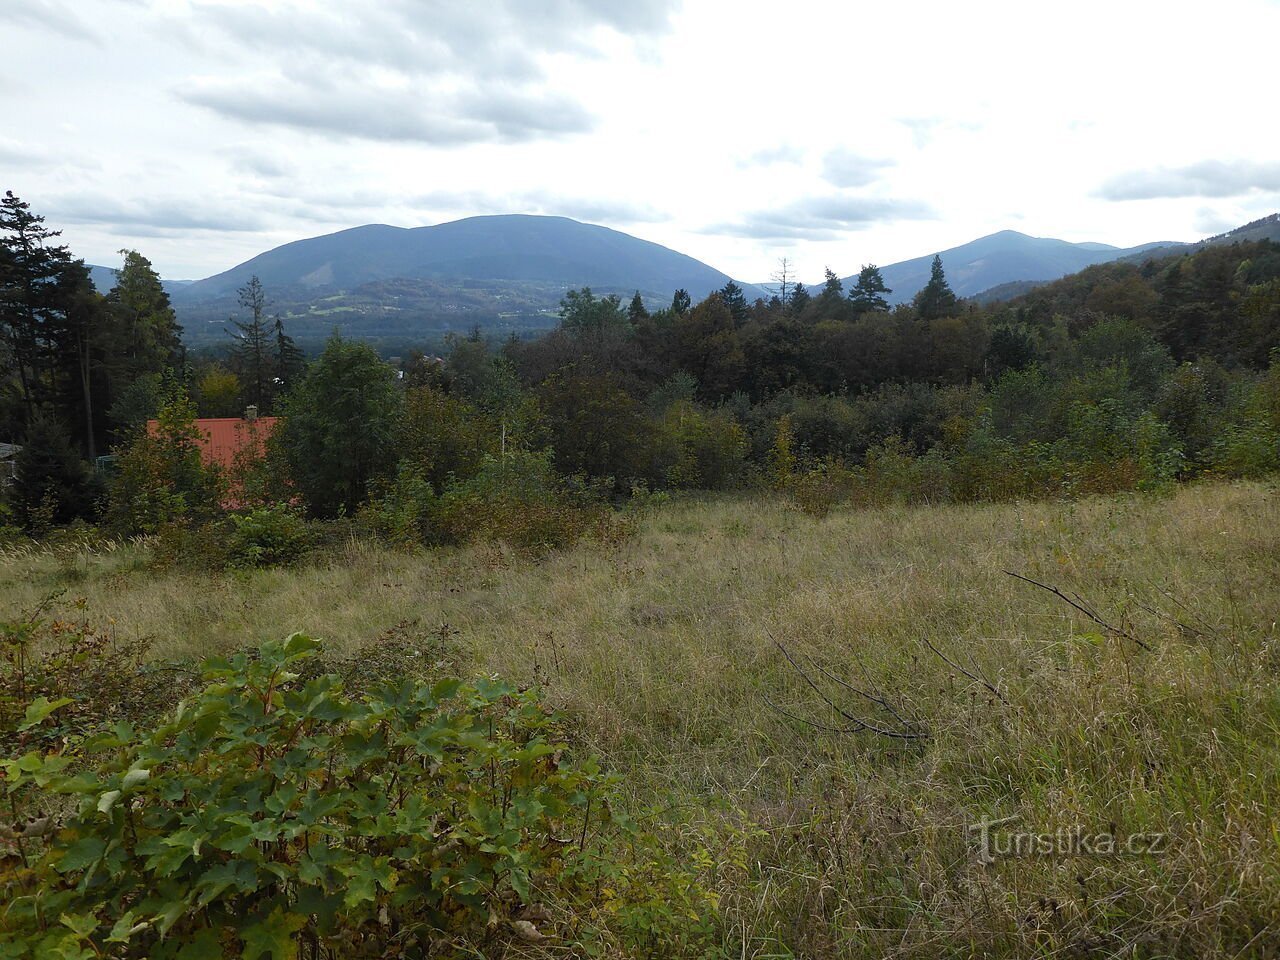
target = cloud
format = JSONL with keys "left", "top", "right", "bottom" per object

{"left": 408, "top": 189, "right": 666, "bottom": 225}
{"left": 821, "top": 149, "right": 893, "bottom": 188}
{"left": 710, "top": 194, "right": 936, "bottom": 241}
{"left": 1192, "top": 207, "right": 1240, "bottom": 235}
{"left": 1097, "top": 160, "right": 1280, "bottom": 201}
{"left": 166, "top": 0, "right": 677, "bottom": 146}
{"left": 44, "top": 194, "right": 270, "bottom": 235}
{"left": 738, "top": 145, "right": 804, "bottom": 168}
{"left": 180, "top": 75, "right": 592, "bottom": 145}
{"left": 11, "top": 0, "right": 99, "bottom": 43}
{"left": 0, "top": 139, "right": 52, "bottom": 169}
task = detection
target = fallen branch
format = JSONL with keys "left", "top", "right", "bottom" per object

{"left": 768, "top": 635, "right": 928, "bottom": 740}
{"left": 919, "top": 636, "right": 1009, "bottom": 705}
{"left": 1003, "top": 570, "right": 1152, "bottom": 651}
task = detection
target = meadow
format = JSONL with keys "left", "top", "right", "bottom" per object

{"left": 4, "top": 480, "right": 1278, "bottom": 957}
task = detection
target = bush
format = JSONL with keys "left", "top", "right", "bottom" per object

{"left": 106, "top": 391, "right": 224, "bottom": 535}
{"left": 431, "top": 450, "right": 624, "bottom": 554}
{"left": 0, "top": 634, "right": 719, "bottom": 957}
{"left": 11, "top": 413, "right": 99, "bottom": 534}
{"left": 226, "top": 503, "right": 313, "bottom": 568}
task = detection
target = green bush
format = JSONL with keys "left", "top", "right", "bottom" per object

{"left": 226, "top": 503, "right": 313, "bottom": 569}
{"left": 0, "top": 634, "right": 719, "bottom": 957}
{"left": 107, "top": 391, "right": 224, "bottom": 536}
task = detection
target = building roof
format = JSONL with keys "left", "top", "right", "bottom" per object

{"left": 147, "top": 417, "right": 280, "bottom": 472}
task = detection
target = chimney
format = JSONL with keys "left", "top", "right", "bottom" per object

{"left": 244, "top": 405, "right": 258, "bottom": 422}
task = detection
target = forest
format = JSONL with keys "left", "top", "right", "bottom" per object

{"left": 3, "top": 189, "right": 1279, "bottom": 546}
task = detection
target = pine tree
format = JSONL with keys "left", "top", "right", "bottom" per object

{"left": 0, "top": 191, "right": 76, "bottom": 421}
{"left": 628, "top": 291, "right": 649, "bottom": 323}
{"left": 719, "top": 281, "right": 749, "bottom": 326}
{"left": 913, "top": 255, "right": 958, "bottom": 320}
{"left": 670, "top": 289, "right": 691, "bottom": 315}
{"left": 1, "top": 192, "right": 106, "bottom": 457}
{"left": 790, "top": 282, "right": 811, "bottom": 315}
{"left": 107, "top": 250, "right": 182, "bottom": 381}
{"left": 273, "top": 314, "right": 305, "bottom": 397}
{"left": 849, "top": 264, "right": 892, "bottom": 316}
{"left": 232, "top": 276, "right": 272, "bottom": 411}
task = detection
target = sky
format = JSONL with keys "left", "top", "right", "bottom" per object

{"left": 5, "top": 0, "right": 1280, "bottom": 284}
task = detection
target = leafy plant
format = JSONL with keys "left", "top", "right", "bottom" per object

{"left": 0, "top": 634, "right": 694, "bottom": 957}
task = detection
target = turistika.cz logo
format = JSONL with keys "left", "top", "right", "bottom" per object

{"left": 968, "top": 814, "right": 1168, "bottom": 864}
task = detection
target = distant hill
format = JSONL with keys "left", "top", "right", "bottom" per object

{"left": 1114, "top": 213, "right": 1280, "bottom": 265}
{"left": 969, "top": 213, "right": 1280, "bottom": 304}
{"left": 178, "top": 215, "right": 753, "bottom": 304}
{"left": 163, "top": 215, "right": 765, "bottom": 348}
{"left": 840, "top": 231, "right": 1180, "bottom": 306}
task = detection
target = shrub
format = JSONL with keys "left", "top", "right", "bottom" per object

{"left": 431, "top": 450, "right": 623, "bottom": 554}
{"left": 106, "top": 391, "right": 224, "bottom": 535}
{"left": 226, "top": 503, "right": 313, "bottom": 569}
{"left": 0, "top": 634, "right": 720, "bottom": 957}
{"left": 11, "top": 413, "right": 99, "bottom": 534}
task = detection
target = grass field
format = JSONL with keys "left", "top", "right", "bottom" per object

{"left": 4, "top": 480, "right": 1279, "bottom": 957}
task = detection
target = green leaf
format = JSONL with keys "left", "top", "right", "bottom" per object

{"left": 106, "top": 910, "right": 151, "bottom": 944}
{"left": 240, "top": 906, "right": 306, "bottom": 960}
{"left": 97, "top": 789, "right": 122, "bottom": 814}
{"left": 55, "top": 836, "right": 106, "bottom": 874}
{"left": 20, "top": 696, "right": 74, "bottom": 731}
{"left": 175, "top": 928, "right": 224, "bottom": 960}
{"left": 58, "top": 912, "right": 99, "bottom": 938}
{"left": 123, "top": 767, "right": 151, "bottom": 789}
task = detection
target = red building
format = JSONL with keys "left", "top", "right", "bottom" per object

{"left": 146, "top": 410, "right": 280, "bottom": 507}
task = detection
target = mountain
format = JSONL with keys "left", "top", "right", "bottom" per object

{"left": 841, "top": 230, "right": 1180, "bottom": 305}
{"left": 1114, "top": 212, "right": 1280, "bottom": 264}
{"left": 178, "top": 215, "right": 752, "bottom": 303}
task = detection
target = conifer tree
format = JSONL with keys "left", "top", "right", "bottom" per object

{"left": 232, "top": 276, "right": 272, "bottom": 411}
{"left": 628, "top": 290, "right": 649, "bottom": 323}
{"left": 849, "top": 264, "right": 892, "bottom": 316}
{"left": 913, "top": 255, "right": 958, "bottom": 320}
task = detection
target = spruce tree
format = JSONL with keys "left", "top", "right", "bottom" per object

{"left": 913, "top": 255, "right": 958, "bottom": 320}
{"left": 719, "top": 281, "right": 749, "bottom": 326}
{"left": 232, "top": 276, "right": 272, "bottom": 411}
{"left": 628, "top": 291, "right": 649, "bottom": 324}
{"left": 273, "top": 314, "right": 305, "bottom": 397}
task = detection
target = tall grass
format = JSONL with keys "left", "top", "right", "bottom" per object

{"left": 3, "top": 480, "right": 1278, "bottom": 957}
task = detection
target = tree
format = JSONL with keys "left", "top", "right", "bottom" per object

{"left": 913, "top": 255, "right": 958, "bottom": 320}
{"left": 196, "top": 363, "right": 243, "bottom": 417}
{"left": 670, "top": 289, "right": 691, "bottom": 315}
{"left": 106, "top": 249, "right": 182, "bottom": 388}
{"left": 558, "top": 287, "right": 629, "bottom": 340}
{"left": 275, "top": 334, "right": 402, "bottom": 517}
{"left": 232, "top": 276, "right": 272, "bottom": 410}
{"left": 628, "top": 291, "right": 649, "bottom": 324}
{"left": 107, "top": 387, "right": 225, "bottom": 534}
{"left": 719, "top": 281, "right": 749, "bottom": 327}
{"left": 0, "top": 192, "right": 109, "bottom": 461}
{"left": 771, "top": 258, "right": 794, "bottom": 307}
{"left": 272, "top": 314, "right": 305, "bottom": 396}
{"left": 0, "top": 191, "right": 74, "bottom": 422}
{"left": 12, "top": 411, "right": 97, "bottom": 532}
{"left": 790, "top": 282, "right": 811, "bottom": 315}
{"left": 849, "top": 264, "right": 892, "bottom": 316}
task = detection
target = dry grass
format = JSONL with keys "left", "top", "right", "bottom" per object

{"left": 4, "top": 480, "right": 1279, "bottom": 957}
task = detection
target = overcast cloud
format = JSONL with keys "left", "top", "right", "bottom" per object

{"left": 4, "top": 0, "right": 1279, "bottom": 281}
{"left": 1098, "top": 161, "right": 1280, "bottom": 201}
